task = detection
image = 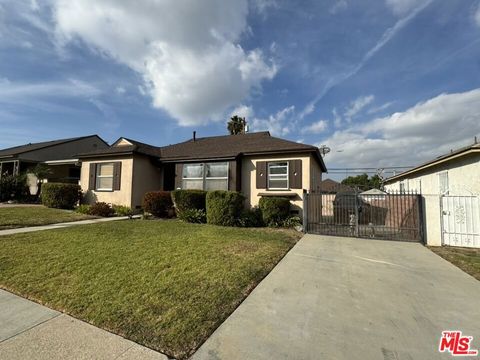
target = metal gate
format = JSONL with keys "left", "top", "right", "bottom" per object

{"left": 304, "top": 191, "right": 423, "bottom": 242}
{"left": 441, "top": 195, "right": 480, "bottom": 248}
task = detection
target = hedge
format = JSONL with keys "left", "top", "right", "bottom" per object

{"left": 143, "top": 191, "right": 173, "bottom": 217}
{"left": 171, "top": 190, "right": 207, "bottom": 214}
{"left": 206, "top": 190, "right": 245, "bottom": 226}
{"left": 258, "top": 196, "right": 291, "bottom": 227}
{"left": 41, "top": 183, "right": 81, "bottom": 209}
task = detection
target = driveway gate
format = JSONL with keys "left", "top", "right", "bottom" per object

{"left": 304, "top": 191, "right": 424, "bottom": 242}
{"left": 441, "top": 195, "right": 480, "bottom": 248}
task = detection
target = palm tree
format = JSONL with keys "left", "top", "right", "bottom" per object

{"left": 227, "top": 115, "right": 247, "bottom": 135}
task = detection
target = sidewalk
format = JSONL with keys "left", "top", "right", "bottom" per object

{"left": 0, "top": 289, "right": 168, "bottom": 360}
{"left": 0, "top": 215, "right": 141, "bottom": 236}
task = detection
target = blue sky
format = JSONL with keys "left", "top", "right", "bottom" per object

{"left": 1, "top": 0, "right": 480, "bottom": 178}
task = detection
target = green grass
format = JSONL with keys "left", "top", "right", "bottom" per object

{"left": 0, "top": 206, "right": 95, "bottom": 230}
{"left": 0, "top": 220, "right": 299, "bottom": 358}
{"left": 429, "top": 246, "right": 480, "bottom": 281}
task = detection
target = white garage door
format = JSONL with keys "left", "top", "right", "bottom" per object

{"left": 441, "top": 196, "right": 480, "bottom": 248}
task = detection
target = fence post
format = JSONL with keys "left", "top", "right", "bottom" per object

{"left": 354, "top": 187, "right": 359, "bottom": 237}
{"left": 303, "top": 190, "right": 308, "bottom": 233}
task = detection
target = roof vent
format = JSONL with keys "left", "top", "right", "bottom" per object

{"left": 193, "top": 131, "right": 196, "bottom": 142}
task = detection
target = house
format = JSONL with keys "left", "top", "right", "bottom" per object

{"left": 319, "top": 178, "right": 353, "bottom": 194}
{"left": 0, "top": 135, "right": 108, "bottom": 194}
{"left": 78, "top": 131, "right": 327, "bottom": 215}
{"left": 384, "top": 140, "right": 480, "bottom": 247}
{"left": 359, "top": 188, "right": 387, "bottom": 202}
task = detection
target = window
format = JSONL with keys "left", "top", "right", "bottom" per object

{"left": 268, "top": 162, "right": 288, "bottom": 190}
{"left": 182, "top": 162, "right": 228, "bottom": 190}
{"left": 399, "top": 180, "right": 408, "bottom": 193}
{"left": 439, "top": 172, "right": 448, "bottom": 194}
{"left": 96, "top": 163, "right": 114, "bottom": 191}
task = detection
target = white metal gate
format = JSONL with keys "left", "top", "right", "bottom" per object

{"left": 441, "top": 196, "right": 480, "bottom": 248}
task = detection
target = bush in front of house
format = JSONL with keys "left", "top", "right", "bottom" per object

{"left": 75, "top": 204, "right": 91, "bottom": 214}
{"left": 171, "top": 189, "right": 207, "bottom": 214}
{"left": 206, "top": 190, "right": 245, "bottom": 226}
{"left": 87, "top": 202, "right": 114, "bottom": 217}
{"left": 238, "top": 206, "right": 264, "bottom": 227}
{"left": 142, "top": 191, "right": 173, "bottom": 218}
{"left": 282, "top": 215, "right": 302, "bottom": 229}
{"left": 177, "top": 208, "right": 207, "bottom": 223}
{"left": 0, "top": 173, "right": 29, "bottom": 202}
{"left": 259, "top": 196, "right": 291, "bottom": 227}
{"left": 41, "top": 183, "right": 81, "bottom": 209}
{"left": 112, "top": 204, "right": 133, "bottom": 217}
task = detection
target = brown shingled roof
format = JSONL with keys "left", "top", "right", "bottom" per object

{"left": 79, "top": 132, "right": 327, "bottom": 171}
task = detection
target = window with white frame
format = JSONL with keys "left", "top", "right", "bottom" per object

{"left": 182, "top": 162, "right": 228, "bottom": 190}
{"left": 268, "top": 162, "right": 289, "bottom": 190}
{"left": 438, "top": 171, "right": 448, "bottom": 194}
{"left": 399, "top": 180, "right": 408, "bottom": 193}
{"left": 96, "top": 163, "right": 114, "bottom": 191}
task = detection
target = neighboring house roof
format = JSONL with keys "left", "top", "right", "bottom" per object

{"left": 360, "top": 188, "right": 387, "bottom": 195}
{"left": 79, "top": 132, "right": 327, "bottom": 171}
{"left": 320, "top": 178, "right": 353, "bottom": 193}
{"left": 0, "top": 135, "right": 108, "bottom": 161}
{"left": 384, "top": 141, "right": 480, "bottom": 184}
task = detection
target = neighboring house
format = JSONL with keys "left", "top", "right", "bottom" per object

{"left": 0, "top": 135, "right": 108, "bottom": 194}
{"left": 319, "top": 178, "right": 353, "bottom": 194}
{"left": 384, "top": 141, "right": 480, "bottom": 248}
{"left": 78, "top": 131, "right": 327, "bottom": 215}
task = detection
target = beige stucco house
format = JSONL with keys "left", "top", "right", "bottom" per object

{"left": 78, "top": 132, "right": 327, "bottom": 215}
{"left": 384, "top": 141, "right": 480, "bottom": 247}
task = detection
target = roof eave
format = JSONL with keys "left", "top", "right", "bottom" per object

{"left": 385, "top": 147, "right": 480, "bottom": 183}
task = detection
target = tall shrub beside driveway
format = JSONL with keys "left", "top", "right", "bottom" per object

{"left": 206, "top": 190, "right": 245, "bottom": 226}
{"left": 41, "top": 183, "right": 81, "bottom": 209}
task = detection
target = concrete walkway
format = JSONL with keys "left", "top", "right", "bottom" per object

{"left": 0, "top": 289, "right": 168, "bottom": 359}
{"left": 193, "top": 234, "right": 480, "bottom": 360}
{"left": 0, "top": 215, "right": 141, "bottom": 236}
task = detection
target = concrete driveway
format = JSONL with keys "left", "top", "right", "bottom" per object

{"left": 193, "top": 234, "right": 480, "bottom": 360}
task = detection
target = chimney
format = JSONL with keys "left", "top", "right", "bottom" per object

{"left": 193, "top": 131, "right": 196, "bottom": 142}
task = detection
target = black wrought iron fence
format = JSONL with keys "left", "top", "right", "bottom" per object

{"left": 304, "top": 189, "right": 423, "bottom": 242}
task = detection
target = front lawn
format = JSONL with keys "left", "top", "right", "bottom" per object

{"left": 0, "top": 206, "right": 94, "bottom": 230}
{"left": 429, "top": 246, "right": 480, "bottom": 281}
{"left": 0, "top": 220, "right": 299, "bottom": 359}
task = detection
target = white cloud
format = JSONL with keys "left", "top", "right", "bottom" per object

{"left": 252, "top": 0, "right": 278, "bottom": 15}
{"left": 385, "top": 0, "right": 430, "bottom": 16}
{"left": 0, "top": 78, "right": 100, "bottom": 99}
{"left": 251, "top": 105, "right": 295, "bottom": 136}
{"left": 115, "top": 86, "right": 126, "bottom": 94}
{"left": 344, "top": 95, "right": 374, "bottom": 120}
{"left": 230, "top": 104, "right": 254, "bottom": 119}
{"left": 474, "top": 3, "right": 480, "bottom": 27}
{"left": 301, "top": 119, "right": 328, "bottom": 134}
{"left": 330, "top": 0, "right": 348, "bottom": 15}
{"left": 367, "top": 101, "right": 394, "bottom": 114}
{"left": 320, "top": 89, "right": 480, "bottom": 168}
{"left": 52, "top": 0, "right": 277, "bottom": 126}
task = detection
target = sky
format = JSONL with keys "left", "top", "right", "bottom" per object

{"left": 1, "top": 0, "right": 480, "bottom": 179}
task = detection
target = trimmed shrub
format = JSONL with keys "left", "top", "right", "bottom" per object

{"left": 171, "top": 190, "right": 207, "bottom": 214}
{"left": 177, "top": 208, "right": 206, "bottom": 223}
{"left": 142, "top": 191, "right": 173, "bottom": 218}
{"left": 41, "top": 183, "right": 81, "bottom": 209}
{"left": 75, "top": 204, "right": 91, "bottom": 214}
{"left": 112, "top": 204, "right": 133, "bottom": 217}
{"left": 88, "top": 202, "right": 114, "bottom": 217}
{"left": 206, "top": 190, "right": 245, "bottom": 226}
{"left": 258, "top": 196, "right": 291, "bottom": 227}
{"left": 238, "top": 206, "right": 264, "bottom": 227}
